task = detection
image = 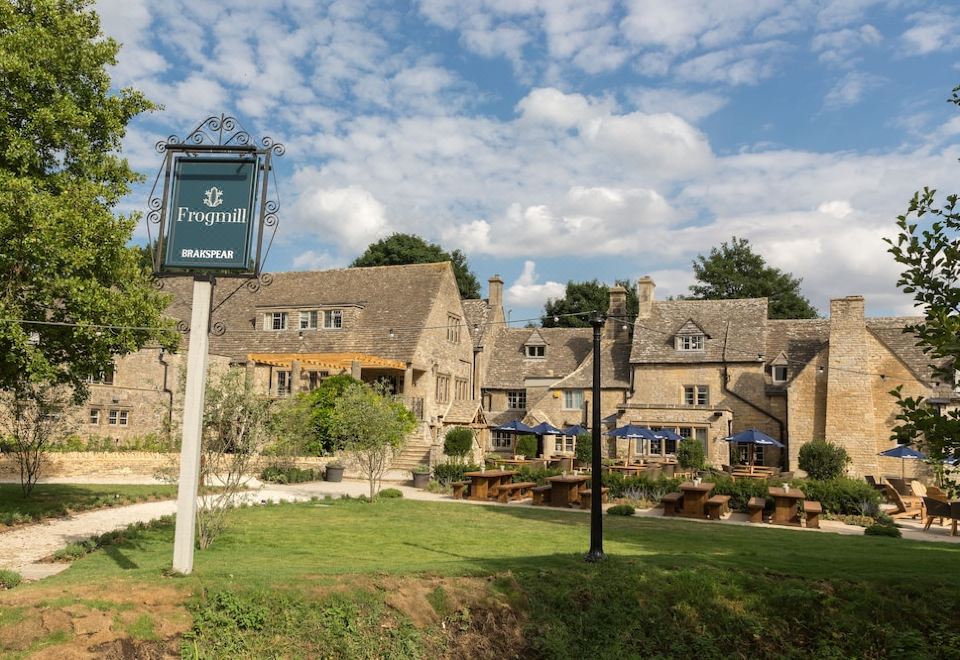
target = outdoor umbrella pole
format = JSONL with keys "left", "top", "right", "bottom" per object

{"left": 586, "top": 315, "right": 605, "bottom": 562}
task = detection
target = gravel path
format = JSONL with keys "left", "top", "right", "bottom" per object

{"left": 1, "top": 478, "right": 956, "bottom": 582}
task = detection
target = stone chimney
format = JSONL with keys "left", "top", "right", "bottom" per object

{"left": 636, "top": 276, "right": 655, "bottom": 319}
{"left": 488, "top": 274, "right": 503, "bottom": 311}
{"left": 604, "top": 285, "right": 628, "bottom": 340}
{"left": 823, "top": 296, "right": 877, "bottom": 476}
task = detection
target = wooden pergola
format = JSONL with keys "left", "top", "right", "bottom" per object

{"left": 246, "top": 352, "right": 406, "bottom": 371}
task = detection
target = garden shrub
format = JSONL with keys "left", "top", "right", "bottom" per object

{"left": 515, "top": 434, "right": 537, "bottom": 458}
{"left": 515, "top": 465, "right": 563, "bottom": 486}
{"left": 601, "top": 472, "right": 683, "bottom": 500}
{"left": 260, "top": 465, "right": 322, "bottom": 484}
{"left": 0, "top": 569, "right": 21, "bottom": 589}
{"left": 432, "top": 463, "right": 480, "bottom": 486}
{"left": 793, "top": 477, "right": 879, "bottom": 516}
{"left": 607, "top": 504, "right": 635, "bottom": 516}
{"left": 798, "top": 440, "right": 850, "bottom": 480}
{"left": 865, "top": 523, "right": 901, "bottom": 538}
{"left": 676, "top": 438, "right": 707, "bottom": 471}
{"left": 575, "top": 434, "right": 592, "bottom": 464}
{"left": 710, "top": 477, "right": 772, "bottom": 512}
{"left": 443, "top": 427, "right": 474, "bottom": 462}
{"left": 378, "top": 488, "right": 403, "bottom": 498}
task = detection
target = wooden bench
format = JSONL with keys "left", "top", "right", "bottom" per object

{"left": 661, "top": 492, "right": 683, "bottom": 516}
{"left": 705, "top": 494, "right": 732, "bottom": 520}
{"left": 804, "top": 500, "right": 823, "bottom": 529}
{"left": 451, "top": 481, "right": 470, "bottom": 500}
{"left": 531, "top": 485, "right": 552, "bottom": 505}
{"left": 496, "top": 481, "right": 537, "bottom": 503}
{"left": 579, "top": 487, "right": 609, "bottom": 510}
{"left": 747, "top": 496, "right": 766, "bottom": 523}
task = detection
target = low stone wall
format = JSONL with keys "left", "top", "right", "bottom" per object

{"left": 0, "top": 451, "right": 335, "bottom": 479}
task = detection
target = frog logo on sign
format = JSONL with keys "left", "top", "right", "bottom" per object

{"left": 163, "top": 158, "right": 258, "bottom": 271}
{"left": 203, "top": 187, "right": 224, "bottom": 208}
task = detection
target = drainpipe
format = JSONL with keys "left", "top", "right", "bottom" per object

{"left": 720, "top": 322, "right": 788, "bottom": 469}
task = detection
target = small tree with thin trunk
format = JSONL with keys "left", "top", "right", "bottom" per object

{"left": 196, "top": 369, "right": 272, "bottom": 549}
{"left": 330, "top": 383, "right": 416, "bottom": 499}
{"left": 0, "top": 383, "right": 74, "bottom": 496}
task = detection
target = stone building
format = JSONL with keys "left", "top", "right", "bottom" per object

{"left": 79, "top": 262, "right": 477, "bottom": 469}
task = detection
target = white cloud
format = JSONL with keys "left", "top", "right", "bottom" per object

{"left": 823, "top": 70, "right": 885, "bottom": 109}
{"left": 289, "top": 180, "right": 391, "bottom": 252}
{"left": 811, "top": 24, "right": 882, "bottom": 67}
{"left": 674, "top": 42, "right": 788, "bottom": 86}
{"left": 625, "top": 87, "right": 729, "bottom": 122}
{"left": 817, "top": 200, "right": 853, "bottom": 218}
{"left": 506, "top": 261, "right": 565, "bottom": 308}
{"left": 291, "top": 250, "right": 340, "bottom": 271}
{"left": 901, "top": 11, "right": 960, "bottom": 55}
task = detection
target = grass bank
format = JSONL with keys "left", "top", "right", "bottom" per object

{"left": 0, "top": 483, "right": 179, "bottom": 527}
{"left": 2, "top": 498, "right": 958, "bottom": 658}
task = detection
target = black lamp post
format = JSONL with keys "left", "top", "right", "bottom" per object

{"left": 585, "top": 314, "right": 606, "bottom": 563}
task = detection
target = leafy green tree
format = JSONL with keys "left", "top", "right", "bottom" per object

{"left": 273, "top": 374, "right": 361, "bottom": 455}
{"left": 515, "top": 434, "right": 537, "bottom": 458}
{"left": 0, "top": 0, "right": 175, "bottom": 398}
{"left": 351, "top": 233, "right": 481, "bottom": 299}
{"left": 542, "top": 279, "right": 638, "bottom": 327}
{"left": 688, "top": 237, "right": 819, "bottom": 319}
{"left": 797, "top": 439, "right": 850, "bottom": 480}
{"left": 885, "top": 88, "right": 960, "bottom": 478}
{"left": 330, "top": 382, "right": 417, "bottom": 499}
{"left": 677, "top": 438, "right": 708, "bottom": 471}
{"left": 443, "top": 427, "right": 474, "bottom": 463}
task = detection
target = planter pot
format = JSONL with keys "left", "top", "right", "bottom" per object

{"left": 412, "top": 472, "right": 430, "bottom": 488}
{"left": 325, "top": 466, "right": 344, "bottom": 482}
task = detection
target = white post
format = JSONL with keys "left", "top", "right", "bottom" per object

{"left": 172, "top": 277, "right": 213, "bottom": 574}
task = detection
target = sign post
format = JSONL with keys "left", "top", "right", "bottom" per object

{"left": 146, "top": 115, "right": 283, "bottom": 575}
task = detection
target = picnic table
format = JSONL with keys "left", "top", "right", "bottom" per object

{"left": 679, "top": 481, "right": 715, "bottom": 518}
{"left": 546, "top": 474, "right": 590, "bottom": 508}
{"left": 731, "top": 465, "right": 775, "bottom": 480}
{"left": 768, "top": 486, "right": 805, "bottom": 526}
{"left": 606, "top": 464, "right": 646, "bottom": 477}
{"left": 463, "top": 470, "right": 517, "bottom": 501}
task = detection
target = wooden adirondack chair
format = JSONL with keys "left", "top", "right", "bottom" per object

{"left": 879, "top": 483, "right": 922, "bottom": 519}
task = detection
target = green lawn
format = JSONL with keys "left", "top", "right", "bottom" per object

{"left": 3, "top": 498, "right": 959, "bottom": 658}
{"left": 0, "top": 483, "right": 178, "bottom": 524}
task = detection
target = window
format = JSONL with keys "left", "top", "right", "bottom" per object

{"left": 275, "top": 371, "right": 291, "bottom": 396}
{"left": 265, "top": 312, "right": 288, "bottom": 330}
{"left": 87, "top": 366, "right": 114, "bottom": 385}
{"left": 507, "top": 390, "right": 526, "bottom": 410}
{"left": 563, "top": 390, "right": 584, "bottom": 410}
{"left": 676, "top": 334, "right": 705, "bottom": 351}
{"left": 108, "top": 409, "right": 118, "bottom": 425}
{"left": 525, "top": 345, "right": 545, "bottom": 358}
{"left": 299, "top": 310, "right": 317, "bottom": 330}
{"left": 683, "top": 385, "right": 709, "bottom": 406}
{"left": 455, "top": 377, "right": 469, "bottom": 401}
{"left": 447, "top": 315, "right": 461, "bottom": 343}
{"left": 89, "top": 409, "right": 100, "bottom": 425}
{"left": 738, "top": 444, "right": 763, "bottom": 465}
{"left": 307, "top": 371, "right": 328, "bottom": 391}
{"left": 436, "top": 374, "right": 450, "bottom": 404}
{"left": 118, "top": 410, "right": 129, "bottom": 426}
{"left": 772, "top": 365, "right": 788, "bottom": 383}
{"left": 323, "top": 310, "right": 342, "bottom": 329}
{"left": 492, "top": 431, "right": 513, "bottom": 449}
{"left": 554, "top": 434, "right": 576, "bottom": 452}
{"left": 695, "top": 427, "right": 708, "bottom": 445}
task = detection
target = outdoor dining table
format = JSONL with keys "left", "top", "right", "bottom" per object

{"left": 606, "top": 464, "right": 646, "bottom": 476}
{"left": 768, "top": 486, "right": 805, "bottom": 526}
{"left": 546, "top": 474, "right": 590, "bottom": 508}
{"left": 679, "top": 481, "right": 715, "bottom": 518}
{"left": 463, "top": 469, "right": 518, "bottom": 501}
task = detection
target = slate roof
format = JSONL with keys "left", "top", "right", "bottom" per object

{"left": 764, "top": 319, "right": 830, "bottom": 376}
{"left": 866, "top": 317, "right": 946, "bottom": 385}
{"left": 161, "top": 262, "right": 454, "bottom": 363}
{"left": 485, "top": 328, "right": 593, "bottom": 388}
{"left": 462, "top": 299, "right": 492, "bottom": 348}
{"left": 443, "top": 400, "right": 484, "bottom": 424}
{"left": 550, "top": 340, "right": 632, "bottom": 389}
{"left": 630, "top": 298, "right": 768, "bottom": 364}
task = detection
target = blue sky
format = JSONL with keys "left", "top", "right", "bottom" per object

{"left": 96, "top": 0, "right": 960, "bottom": 323}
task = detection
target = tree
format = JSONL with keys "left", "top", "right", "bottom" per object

{"left": 0, "top": 383, "right": 73, "bottom": 496}
{"left": 330, "top": 382, "right": 416, "bottom": 499}
{"left": 272, "top": 374, "right": 362, "bottom": 456}
{"left": 798, "top": 439, "right": 850, "bottom": 480}
{"left": 351, "top": 233, "right": 481, "bottom": 299}
{"left": 443, "top": 427, "right": 474, "bottom": 463}
{"left": 0, "top": 0, "right": 176, "bottom": 398}
{"left": 542, "top": 279, "right": 638, "bottom": 327}
{"left": 885, "top": 84, "right": 960, "bottom": 480}
{"left": 688, "top": 237, "right": 819, "bottom": 319}
{"left": 677, "top": 438, "right": 707, "bottom": 471}
{"left": 196, "top": 369, "right": 272, "bottom": 549}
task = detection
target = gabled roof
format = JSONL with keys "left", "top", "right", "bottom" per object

{"left": 631, "top": 298, "right": 768, "bottom": 364}
{"left": 523, "top": 328, "right": 548, "bottom": 346}
{"left": 674, "top": 319, "right": 709, "bottom": 337}
{"left": 485, "top": 327, "right": 593, "bottom": 388}
{"left": 162, "top": 262, "right": 455, "bottom": 362}
{"left": 443, "top": 400, "right": 485, "bottom": 425}
{"left": 866, "top": 317, "right": 946, "bottom": 385}
{"left": 551, "top": 340, "right": 632, "bottom": 389}
{"left": 462, "top": 299, "right": 492, "bottom": 348}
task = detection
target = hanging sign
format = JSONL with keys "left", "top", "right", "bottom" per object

{"left": 163, "top": 157, "right": 258, "bottom": 271}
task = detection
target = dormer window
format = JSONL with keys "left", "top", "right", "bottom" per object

{"left": 523, "top": 328, "right": 548, "bottom": 359}
{"left": 526, "top": 345, "right": 545, "bottom": 358}
{"left": 676, "top": 334, "right": 704, "bottom": 351}
{"left": 772, "top": 366, "right": 788, "bottom": 383}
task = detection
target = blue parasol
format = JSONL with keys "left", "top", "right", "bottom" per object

{"left": 879, "top": 445, "right": 926, "bottom": 480}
